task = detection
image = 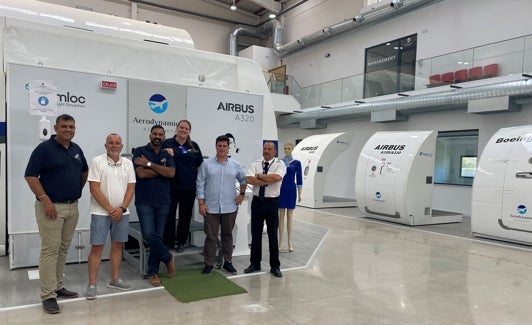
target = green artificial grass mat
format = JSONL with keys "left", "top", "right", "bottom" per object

{"left": 160, "top": 268, "right": 247, "bottom": 303}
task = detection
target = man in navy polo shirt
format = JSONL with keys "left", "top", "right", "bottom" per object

{"left": 25, "top": 114, "right": 89, "bottom": 314}
{"left": 133, "top": 125, "right": 176, "bottom": 286}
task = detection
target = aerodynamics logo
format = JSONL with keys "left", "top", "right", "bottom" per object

{"left": 517, "top": 205, "right": 527, "bottom": 215}
{"left": 149, "top": 94, "right": 168, "bottom": 114}
{"left": 375, "top": 192, "right": 382, "bottom": 199}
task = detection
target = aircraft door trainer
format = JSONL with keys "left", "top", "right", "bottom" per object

{"left": 472, "top": 125, "right": 532, "bottom": 245}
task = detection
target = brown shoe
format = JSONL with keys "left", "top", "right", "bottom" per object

{"left": 148, "top": 274, "right": 161, "bottom": 287}
{"left": 166, "top": 254, "right": 175, "bottom": 278}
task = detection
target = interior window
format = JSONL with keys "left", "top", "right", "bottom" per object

{"left": 434, "top": 130, "right": 479, "bottom": 186}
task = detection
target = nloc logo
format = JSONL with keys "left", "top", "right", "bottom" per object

{"left": 57, "top": 92, "right": 86, "bottom": 104}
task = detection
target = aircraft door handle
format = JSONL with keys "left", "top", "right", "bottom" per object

{"left": 515, "top": 172, "right": 532, "bottom": 178}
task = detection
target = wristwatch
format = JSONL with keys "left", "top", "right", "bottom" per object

{"left": 121, "top": 207, "right": 127, "bottom": 213}
{"left": 146, "top": 161, "right": 152, "bottom": 167}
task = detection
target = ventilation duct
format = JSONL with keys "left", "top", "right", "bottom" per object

{"left": 276, "top": 79, "right": 532, "bottom": 128}
{"left": 229, "top": 19, "right": 283, "bottom": 56}
{"left": 275, "top": 0, "right": 441, "bottom": 58}
{"left": 229, "top": 0, "right": 440, "bottom": 57}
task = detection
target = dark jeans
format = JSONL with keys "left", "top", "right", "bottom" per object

{"left": 136, "top": 203, "right": 171, "bottom": 275}
{"left": 164, "top": 188, "right": 196, "bottom": 246}
{"left": 250, "top": 196, "right": 280, "bottom": 270}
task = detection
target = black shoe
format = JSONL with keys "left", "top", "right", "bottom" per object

{"left": 270, "top": 268, "right": 283, "bottom": 278}
{"left": 202, "top": 265, "right": 214, "bottom": 275}
{"left": 244, "top": 264, "right": 261, "bottom": 273}
{"left": 42, "top": 298, "right": 60, "bottom": 314}
{"left": 222, "top": 261, "right": 237, "bottom": 275}
{"left": 176, "top": 244, "right": 185, "bottom": 253}
{"left": 55, "top": 288, "right": 79, "bottom": 299}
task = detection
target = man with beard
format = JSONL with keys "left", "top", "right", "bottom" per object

{"left": 85, "top": 133, "right": 135, "bottom": 300}
{"left": 133, "top": 125, "right": 175, "bottom": 286}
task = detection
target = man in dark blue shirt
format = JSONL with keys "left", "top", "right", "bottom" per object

{"left": 24, "top": 114, "right": 88, "bottom": 314}
{"left": 133, "top": 125, "right": 175, "bottom": 286}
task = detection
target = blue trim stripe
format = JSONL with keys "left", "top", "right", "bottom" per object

{"left": 0, "top": 122, "right": 5, "bottom": 136}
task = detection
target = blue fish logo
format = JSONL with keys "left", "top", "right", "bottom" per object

{"left": 517, "top": 205, "right": 527, "bottom": 215}
{"left": 376, "top": 192, "right": 382, "bottom": 199}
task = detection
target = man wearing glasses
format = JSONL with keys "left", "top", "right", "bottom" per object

{"left": 84, "top": 133, "right": 136, "bottom": 300}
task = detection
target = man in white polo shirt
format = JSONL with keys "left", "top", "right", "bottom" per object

{"left": 85, "top": 133, "right": 136, "bottom": 300}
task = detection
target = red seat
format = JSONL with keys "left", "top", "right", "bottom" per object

{"left": 483, "top": 64, "right": 499, "bottom": 78}
{"left": 469, "top": 66, "right": 483, "bottom": 80}
{"left": 441, "top": 72, "right": 454, "bottom": 84}
{"left": 429, "top": 74, "right": 441, "bottom": 84}
{"left": 454, "top": 69, "right": 468, "bottom": 83}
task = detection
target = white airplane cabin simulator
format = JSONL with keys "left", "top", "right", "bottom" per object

{"left": 356, "top": 130, "right": 462, "bottom": 226}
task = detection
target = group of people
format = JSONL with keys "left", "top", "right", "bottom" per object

{"left": 24, "top": 113, "right": 303, "bottom": 314}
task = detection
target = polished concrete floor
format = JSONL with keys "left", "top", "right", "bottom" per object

{"left": 2, "top": 207, "right": 532, "bottom": 324}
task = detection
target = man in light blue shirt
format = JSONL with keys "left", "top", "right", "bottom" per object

{"left": 197, "top": 135, "right": 246, "bottom": 275}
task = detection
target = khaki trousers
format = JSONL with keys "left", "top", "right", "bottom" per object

{"left": 35, "top": 200, "right": 79, "bottom": 300}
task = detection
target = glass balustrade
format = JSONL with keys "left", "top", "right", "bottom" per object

{"left": 265, "top": 34, "right": 532, "bottom": 109}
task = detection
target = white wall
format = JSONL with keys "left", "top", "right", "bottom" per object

{"left": 282, "top": 0, "right": 364, "bottom": 44}
{"left": 283, "top": 0, "right": 532, "bottom": 87}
